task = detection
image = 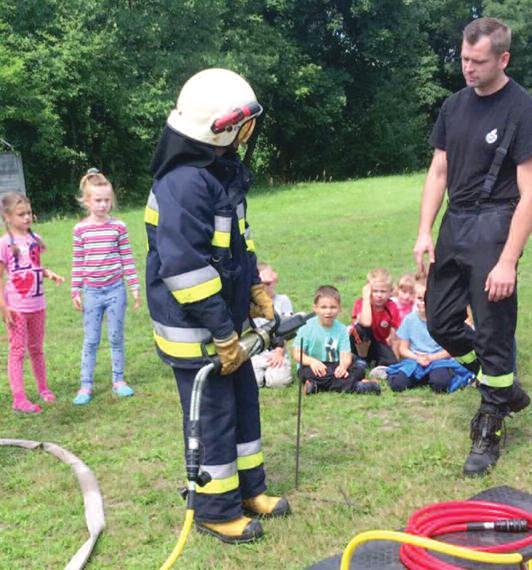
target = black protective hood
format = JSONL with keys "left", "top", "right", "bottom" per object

{"left": 150, "top": 126, "right": 217, "bottom": 180}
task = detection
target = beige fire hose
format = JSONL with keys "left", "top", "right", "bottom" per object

{"left": 0, "top": 438, "right": 105, "bottom": 570}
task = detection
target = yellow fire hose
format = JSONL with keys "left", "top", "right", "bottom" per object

{"left": 160, "top": 508, "right": 195, "bottom": 570}
{"left": 340, "top": 530, "right": 524, "bottom": 570}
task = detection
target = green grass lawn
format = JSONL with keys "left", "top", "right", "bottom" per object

{"left": 1, "top": 173, "right": 530, "bottom": 569}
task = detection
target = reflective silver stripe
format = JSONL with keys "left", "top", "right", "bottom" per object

{"left": 237, "top": 439, "right": 261, "bottom": 457}
{"left": 200, "top": 461, "right": 237, "bottom": 479}
{"left": 236, "top": 203, "right": 245, "bottom": 220}
{"left": 214, "top": 215, "right": 231, "bottom": 232}
{"left": 163, "top": 265, "right": 219, "bottom": 291}
{"left": 147, "top": 191, "right": 159, "bottom": 212}
{"left": 152, "top": 321, "right": 212, "bottom": 343}
{"left": 244, "top": 227, "right": 251, "bottom": 239}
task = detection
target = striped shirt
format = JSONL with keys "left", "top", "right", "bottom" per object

{"left": 71, "top": 218, "right": 140, "bottom": 295}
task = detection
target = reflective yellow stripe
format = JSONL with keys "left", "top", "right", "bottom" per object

{"left": 144, "top": 206, "right": 159, "bottom": 226}
{"left": 195, "top": 473, "right": 239, "bottom": 494}
{"left": 171, "top": 276, "right": 222, "bottom": 304}
{"left": 238, "top": 218, "right": 246, "bottom": 234}
{"left": 245, "top": 238, "right": 255, "bottom": 253}
{"left": 211, "top": 230, "right": 230, "bottom": 248}
{"left": 237, "top": 451, "right": 264, "bottom": 471}
{"left": 154, "top": 332, "right": 216, "bottom": 358}
{"left": 456, "top": 350, "right": 477, "bottom": 365}
{"left": 478, "top": 371, "right": 513, "bottom": 388}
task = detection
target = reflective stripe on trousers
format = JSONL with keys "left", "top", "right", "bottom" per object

{"left": 172, "top": 359, "right": 266, "bottom": 522}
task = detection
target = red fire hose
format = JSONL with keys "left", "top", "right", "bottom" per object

{"left": 400, "top": 500, "right": 532, "bottom": 569}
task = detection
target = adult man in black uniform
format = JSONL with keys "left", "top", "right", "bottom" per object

{"left": 414, "top": 17, "right": 532, "bottom": 476}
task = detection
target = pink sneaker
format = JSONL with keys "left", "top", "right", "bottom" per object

{"left": 12, "top": 399, "right": 42, "bottom": 414}
{"left": 40, "top": 389, "right": 56, "bottom": 402}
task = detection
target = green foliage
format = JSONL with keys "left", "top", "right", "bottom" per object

{"left": 0, "top": 0, "right": 530, "bottom": 212}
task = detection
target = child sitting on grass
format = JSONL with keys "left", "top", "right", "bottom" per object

{"left": 386, "top": 279, "right": 474, "bottom": 393}
{"left": 391, "top": 272, "right": 415, "bottom": 324}
{"left": 251, "top": 262, "right": 293, "bottom": 388}
{"left": 350, "top": 268, "right": 399, "bottom": 370}
{"left": 293, "top": 285, "right": 380, "bottom": 395}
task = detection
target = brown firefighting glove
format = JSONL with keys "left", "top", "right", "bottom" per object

{"left": 214, "top": 332, "right": 247, "bottom": 375}
{"left": 249, "top": 283, "right": 274, "bottom": 320}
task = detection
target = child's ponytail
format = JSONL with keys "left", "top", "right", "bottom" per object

{"left": 78, "top": 168, "right": 116, "bottom": 210}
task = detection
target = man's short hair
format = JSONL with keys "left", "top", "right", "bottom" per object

{"left": 314, "top": 285, "right": 341, "bottom": 305}
{"left": 464, "top": 17, "right": 511, "bottom": 55}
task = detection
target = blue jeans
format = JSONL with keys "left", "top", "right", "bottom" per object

{"left": 80, "top": 281, "right": 127, "bottom": 388}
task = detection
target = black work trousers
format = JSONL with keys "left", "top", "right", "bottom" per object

{"left": 298, "top": 361, "right": 366, "bottom": 393}
{"left": 350, "top": 324, "right": 398, "bottom": 366}
{"left": 172, "top": 360, "right": 266, "bottom": 522}
{"left": 426, "top": 204, "right": 517, "bottom": 406}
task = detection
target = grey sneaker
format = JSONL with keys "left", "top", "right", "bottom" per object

{"left": 368, "top": 366, "right": 389, "bottom": 381}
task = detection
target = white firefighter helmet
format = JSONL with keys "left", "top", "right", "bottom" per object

{"left": 167, "top": 68, "right": 263, "bottom": 147}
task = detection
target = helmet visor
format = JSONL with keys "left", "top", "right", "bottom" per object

{"left": 236, "top": 118, "right": 256, "bottom": 145}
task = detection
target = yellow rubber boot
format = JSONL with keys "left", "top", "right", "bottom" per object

{"left": 242, "top": 494, "right": 291, "bottom": 518}
{"left": 196, "top": 516, "right": 263, "bottom": 544}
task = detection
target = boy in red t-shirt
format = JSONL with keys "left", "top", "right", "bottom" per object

{"left": 350, "top": 268, "right": 399, "bottom": 367}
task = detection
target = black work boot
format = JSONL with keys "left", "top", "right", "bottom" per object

{"left": 506, "top": 382, "right": 530, "bottom": 414}
{"left": 463, "top": 404, "right": 504, "bottom": 477}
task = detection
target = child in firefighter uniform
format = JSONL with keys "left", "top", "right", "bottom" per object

{"left": 145, "top": 68, "right": 290, "bottom": 543}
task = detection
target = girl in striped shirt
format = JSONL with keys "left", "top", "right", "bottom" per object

{"left": 71, "top": 169, "right": 140, "bottom": 405}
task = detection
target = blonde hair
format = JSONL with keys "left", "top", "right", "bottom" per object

{"left": 397, "top": 273, "right": 416, "bottom": 293}
{"left": 0, "top": 192, "right": 45, "bottom": 258}
{"left": 257, "top": 261, "right": 270, "bottom": 273}
{"left": 367, "top": 268, "right": 393, "bottom": 288}
{"left": 257, "top": 261, "right": 278, "bottom": 286}
{"left": 78, "top": 169, "right": 116, "bottom": 210}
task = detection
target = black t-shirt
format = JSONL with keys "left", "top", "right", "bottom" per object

{"left": 430, "top": 79, "right": 532, "bottom": 207}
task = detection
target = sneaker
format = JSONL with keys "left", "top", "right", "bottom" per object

{"left": 73, "top": 388, "right": 92, "bottom": 405}
{"left": 12, "top": 399, "right": 42, "bottom": 414}
{"left": 112, "top": 381, "right": 134, "bottom": 397}
{"left": 304, "top": 380, "right": 317, "bottom": 395}
{"left": 463, "top": 404, "right": 504, "bottom": 477}
{"left": 368, "top": 366, "right": 388, "bottom": 381}
{"left": 40, "top": 389, "right": 56, "bottom": 402}
{"left": 355, "top": 381, "right": 381, "bottom": 395}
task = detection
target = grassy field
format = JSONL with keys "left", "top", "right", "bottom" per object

{"left": 0, "top": 173, "right": 530, "bottom": 569}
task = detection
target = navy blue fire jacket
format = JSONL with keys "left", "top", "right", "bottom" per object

{"left": 145, "top": 156, "right": 260, "bottom": 369}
